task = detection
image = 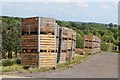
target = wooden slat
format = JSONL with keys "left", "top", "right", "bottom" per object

{"left": 39, "top": 52, "right": 56, "bottom": 68}
{"left": 59, "top": 52, "right": 66, "bottom": 63}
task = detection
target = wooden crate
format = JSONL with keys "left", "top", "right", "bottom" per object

{"left": 66, "top": 50, "right": 72, "bottom": 61}
{"left": 40, "top": 34, "right": 55, "bottom": 51}
{"left": 40, "top": 17, "right": 55, "bottom": 34}
{"left": 84, "top": 34, "right": 101, "bottom": 54}
{"left": 85, "top": 34, "right": 93, "bottom": 41}
{"left": 59, "top": 52, "right": 66, "bottom": 63}
{"left": 68, "top": 40, "right": 72, "bottom": 50}
{"left": 72, "top": 40, "right": 76, "bottom": 50}
{"left": 84, "top": 41, "right": 93, "bottom": 48}
{"left": 22, "top": 35, "right": 38, "bottom": 50}
{"left": 71, "top": 50, "right": 75, "bottom": 59}
{"left": 22, "top": 52, "right": 39, "bottom": 67}
{"left": 84, "top": 48, "right": 92, "bottom": 54}
{"left": 22, "top": 17, "right": 38, "bottom": 33}
{"left": 39, "top": 52, "right": 57, "bottom": 68}
{"left": 61, "top": 39, "right": 68, "bottom": 51}
{"left": 61, "top": 27, "right": 68, "bottom": 39}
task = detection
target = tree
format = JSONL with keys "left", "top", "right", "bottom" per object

{"left": 2, "top": 17, "right": 20, "bottom": 59}
{"left": 109, "top": 23, "right": 114, "bottom": 28}
{"left": 114, "top": 24, "right": 118, "bottom": 27}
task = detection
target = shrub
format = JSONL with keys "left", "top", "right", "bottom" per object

{"left": 16, "top": 58, "right": 21, "bottom": 64}
{"left": 2, "top": 65, "right": 23, "bottom": 72}
{"left": 101, "top": 42, "right": 109, "bottom": 51}
{"left": 2, "top": 59, "right": 14, "bottom": 66}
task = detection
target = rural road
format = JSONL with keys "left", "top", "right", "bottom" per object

{"left": 1, "top": 52, "right": 118, "bottom": 78}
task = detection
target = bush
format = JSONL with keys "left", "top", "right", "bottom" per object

{"left": 2, "top": 59, "right": 14, "bottom": 66}
{"left": 2, "top": 65, "right": 23, "bottom": 72}
{"left": 101, "top": 42, "right": 109, "bottom": 51}
{"left": 16, "top": 58, "right": 21, "bottom": 64}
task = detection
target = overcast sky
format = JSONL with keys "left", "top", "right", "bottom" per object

{"left": 0, "top": 0, "right": 119, "bottom": 24}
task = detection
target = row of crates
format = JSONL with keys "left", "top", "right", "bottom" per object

{"left": 21, "top": 17, "right": 76, "bottom": 68}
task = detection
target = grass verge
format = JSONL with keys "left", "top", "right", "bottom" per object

{"left": 0, "top": 54, "right": 89, "bottom": 73}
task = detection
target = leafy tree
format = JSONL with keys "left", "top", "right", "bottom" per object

{"left": 109, "top": 23, "right": 114, "bottom": 28}
{"left": 2, "top": 17, "right": 20, "bottom": 59}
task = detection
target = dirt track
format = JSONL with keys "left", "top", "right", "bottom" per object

{"left": 1, "top": 52, "right": 118, "bottom": 78}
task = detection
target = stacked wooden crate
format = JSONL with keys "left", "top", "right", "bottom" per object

{"left": 84, "top": 34, "right": 101, "bottom": 55}
{"left": 21, "top": 17, "right": 76, "bottom": 67}
{"left": 21, "top": 17, "right": 57, "bottom": 68}
{"left": 67, "top": 29, "right": 76, "bottom": 61}
{"left": 57, "top": 27, "right": 76, "bottom": 62}
{"left": 21, "top": 17, "right": 39, "bottom": 67}
{"left": 39, "top": 17, "right": 57, "bottom": 68}
{"left": 58, "top": 27, "right": 68, "bottom": 63}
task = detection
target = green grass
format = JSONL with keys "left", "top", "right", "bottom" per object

{"left": 0, "top": 64, "right": 23, "bottom": 72}
{"left": 1, "top": 54, "right": 89, "bottom": 73}
{"left": 111, "top": 50, "right": 120, "bottom": 53}
{"left": 56, "top": 54, "right": 89, "bottom": 70}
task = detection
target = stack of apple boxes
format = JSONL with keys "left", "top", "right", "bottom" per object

{"left": 84, "top": 34, "right": 101, "bottom": 55}
{"left": 21, "top": 17, "right": 57, "bottom": 68}
{"left": 21, "top": 17, "right": 76, "bottom": 68}
{"left": 56, "top": 26, "right": 76, "bottom": 63}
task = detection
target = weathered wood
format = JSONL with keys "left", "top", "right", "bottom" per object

{"left": 67, "top": 40, "right": 72, "bottom": 49}
{"left": 39, "top": 52, "right": 57, "bottom": 68}
{"left": 66, "top": 51, "right": 72, "bottom": 61}
{"left": 59, "top": 52, "right": 66, "bottom": 63}
{"left": 22, "top": 17, "right": 38, "bottom": 33}
{"left": 22, "top": 52, "right": 39, "bottom": 67}
{"left": 84, "top": 34, "right": 101, "bottom": 55}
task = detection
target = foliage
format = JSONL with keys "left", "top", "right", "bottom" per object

{"left": 15, "top": 58, "right": 21, "bottom": 64}
{"left": 2, "top": 59, "right": 14, "bottom": 66}
{"left": 1, "top": 59, "right": 21, "bottom": 66}
{"left": 1, "top": 16, "right": 20, "bottom": 59}
{"left": 1, "top": 64, "right": 23, "bottom": 72}
{"left": 101, "top": 42, "right": 109, "bottom": 51}
{"left": 56, "top": 20, "right": 119, "bottom": 51}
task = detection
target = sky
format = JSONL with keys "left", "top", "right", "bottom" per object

{"left": 0, "top": 0, "right": 119, "bottom": 24}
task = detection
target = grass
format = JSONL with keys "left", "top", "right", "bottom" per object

{"left": 56, "top": 54, "right": 89, "bottom": 70}
{"left": 0, "top": 64, "right": 23, "bottom": 72}
{"left": 0, "top": 54, "right": 89, "bottom": 73}
{"left": 111, "top": 50, "right": 120, "bottom": 53}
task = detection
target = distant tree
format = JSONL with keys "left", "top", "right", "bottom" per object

{"left": 114, "top": 24, "right": 118, "bottom": 27}
{"left": 109, "top": 23, "right": 114, "bottom": 28}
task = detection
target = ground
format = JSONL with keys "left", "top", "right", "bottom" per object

{"left": 0, "top": 52, "right": 118, "bottom": 78}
